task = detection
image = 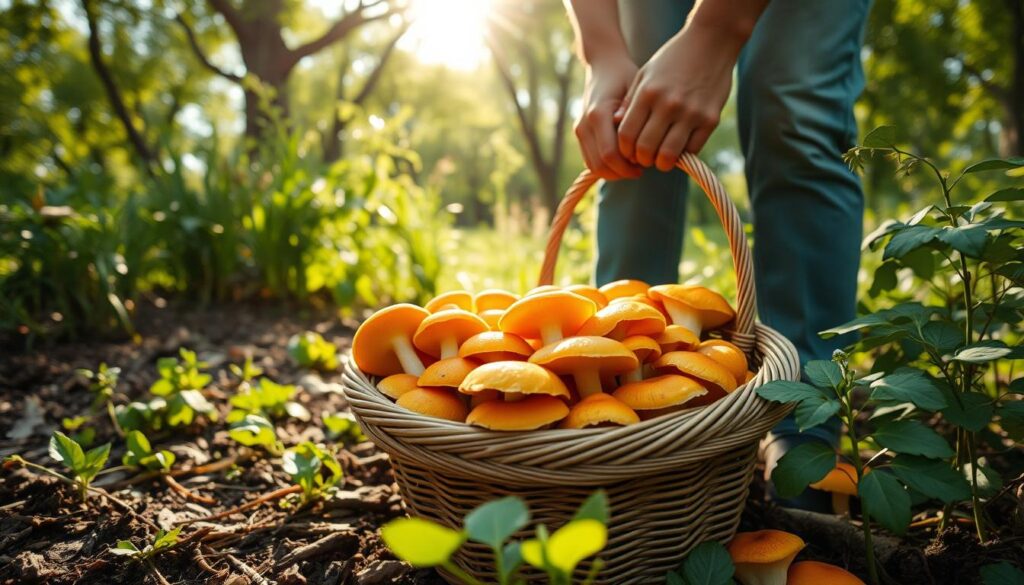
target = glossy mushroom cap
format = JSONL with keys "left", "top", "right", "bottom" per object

{"left": 459, "top": 331, "right": 533, "bottom": 363}
{"left": 612, "top": 375, "right": 708, "bottom": 411}
{"left": 787, "top": 561, "right": 865, "bottom": 585}
{"left": 648, "top": 284, "right": 735, "bottom": 335}
{"left": 425, "top": 290, "right": 474, "bottom": 313}
{"left": 474, "top": 289, "right": 519, "bottom": 312}
{"left": 728, "top": 530, "right": 806, "bottom": 585}
{"left": 697, "top": 339, "right": 748, "bottom": 384}
{"left": 459, "top": 361, "right": 571, "bottom": 400}
{"left": 529, "top": 336, "right": 638, "bottom": 397}
{"left": 499, "top": 291, "right": 596, "bottom": 344}
{"left": 576, "top": 300, "right": 667, "bottom": 340}
{"left": 413, "top": 309, "right": 489, "bottom": 359}
{"left": 352, "top": 304, "right": 429, "bottom": 376}
{"left": 478, "top": 309, "right": 504, "bottom": 330}
{"left": 396, "top": 387, "right": 468, "bottom": 422}
{"left": 654, "top": 351, "right": 739, "bottom": 394}
{"left": 621, "top": 336, "right": 662, "bottom": 364}
{"left": 377, "top": 374, "right": 420, "bottom": 400}
{"left": 467, "top": 395, "right": 569, "bottom": 430}
{"left": 564, "top": 285, "right": 608, "bottom": 308}
{"left": 418, "top": 357, "right": 478, "bottom": 389}
{"left": 810, "top": 461, "right": 862, "bottom": 516}
{"left": 560, "top": 393, "right": 640, "bottom": 429}
{"left": 599, "top": 279, "right": 650, "bottom": 300}
{"left": 655, "top": 325, "right": 700, "bottom": 352}
{"left": 526, "top": 285, "right": 560, "bottom": 296}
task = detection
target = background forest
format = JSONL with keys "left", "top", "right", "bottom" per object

{"left": 2, "top": 0, "right": 1022, "bottom": 343}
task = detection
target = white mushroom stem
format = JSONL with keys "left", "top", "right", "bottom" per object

{"left": 390, "top": 336, "right": 425, "bottom": 375}
{"left": 733, "top": 554, "right": 800, "bottom": 585}
{"left": 623, "top": 366, "right": 643, "bottom": 383}
{"left": 539, "top": 322, "right": 564, "bottom": 345}
{"left": 663, "top": 299, "right": 703, "bottom": 336}
{"left": 573, "top": 369, "right": 603, "bottom": 398}
{"left": 439, "top": 337, "right": 459, "bottom": 359}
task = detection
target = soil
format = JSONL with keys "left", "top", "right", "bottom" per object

{"left": 1, "top": 301, "right": 1021, "bottom": 584}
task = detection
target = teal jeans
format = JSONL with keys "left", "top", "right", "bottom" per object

{"left": 596, "top": 0, "right": 870, "bottom": 461}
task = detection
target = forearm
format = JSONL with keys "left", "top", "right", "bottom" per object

{"left": 563, "top": 0, "right": 631, "bottom": 66}
{"left": 679, "top": 0, "right": 769, "bottom": 55}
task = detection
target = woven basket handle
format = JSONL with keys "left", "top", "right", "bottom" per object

{"left": 538, "top": 153, "right": 757, "bottom": 349}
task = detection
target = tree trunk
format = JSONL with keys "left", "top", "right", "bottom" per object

{"left": 1004, "top": 0, "right": 1024, "bottom": 156}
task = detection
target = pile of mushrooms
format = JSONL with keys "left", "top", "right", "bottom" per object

{"left": 352, "top": 280, "right": 755, "bottom": 431}
{"left": 727, "top": 529, "right": 866, "bottom": 585}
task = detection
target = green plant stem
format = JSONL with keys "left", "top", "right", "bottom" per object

{"left": 843, "top": 402, "right": 879, "bottom": 585}
{"left": 440, "top": 561, "right": 486, "bottom": 585}
{"left": 965, "top": 432, "right": 988, "bottom": 541}
{"left": 107, "top": 401, "right": 125, "bottom": 437}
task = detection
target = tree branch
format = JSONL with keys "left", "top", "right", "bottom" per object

{"left": 174, "top": 13, "right": 243, "bottom": 83}
{"left": 488, "top": 37, "right": 550, "bottom": 180}
{"left": 351, "top": 22, "right": 409, "bottom": 106}
{"left": 82, "top": 0, "right": 157, "bottom": 174}
{"left": 286, "top": 2, "right": 401, "bottom": 70}
{"left": 205, "top": 0, "right": 247, "bottom": 41}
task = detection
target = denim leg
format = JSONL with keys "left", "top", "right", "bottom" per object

{"left": 595, "top": 0, "right": 695, "bottom": 286}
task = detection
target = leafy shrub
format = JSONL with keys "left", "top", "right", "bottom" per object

{"left": 228, "top": 414, "right": 283, "bottom": 455}
{"left": 281, "top": 441, "right": 343, "bottom": 507}
{"left": 382, "top": 491, "right": 609, "bottom": 585}
{"left": 122, "top": 430, "right": 175, "bottom": 472}
{"left": 287, "top": 332, "right": 339, "bottom": 372}
{"left": 148, "top": 349, "right": 217, "bottom": 427}
{"left": 228, "top": 378, "right": 310, "bottom": 422}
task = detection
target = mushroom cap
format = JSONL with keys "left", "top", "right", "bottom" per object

{"left": 565, "top": 285, "right": 608, "bottom": 308}
{"left": 743, "top": 370, "right": 755, "bottom": 384}
{"left": 424, "top": 290, "right": 475, "bottom": 313}
{"left": 466, "top": 395, "right": 569, "bottom": 430}
{"left": 478, "top": 309, "right": 504, "bottom": 330}
{"left": 599, "top": 279, "right": 650, "bottom": 300}
{"left": 413, "top": 309, "right": 489, "bottom": 358}
{"left": 788, "top": 561, "right": 865, "bottom": 585}
{"left": 654, "top": 325, "right": 700, "bottom": 352}
{"left": 459, "top": 361, "right": 570, "bottom": 399}
{"left": 499, "top": 291, "right": 596, "bottom": 340}
{"left": 697, "top": 339, "right": 748, "bottom": 383}
{"left": 610, "top": 294, "right": 668, "bottom": 318}
{"left": 418, "top": 357, "right": 478, "bottom": 389}
{"left": 395, "top": 387, "right": 468, "bottom": 422}
{"left": 727, "top": 529, "right": 806, "bottom": 564}
{"left": 576, "top": 300, "right": 667, "bottom": 338}
{"left": 529, "top": 336, "right": 638, "bottom": 376}
{"left": 458, "top": 331, "right": 533, "bottom": 363}
{"left": 648, "top": 285, "right": 735, "bottom": 330}
{"left": 474, "top": 289, "right": 519, "bottom": 312}
{"left": 377, "top": 374, "right": 420, "bottom": 399}
{"left": 621, "top": 336, "right": 662, "bottom": 364}
{"left": 560, "top": 393, "right": 640, "bottom": 429}
{"left": 526, "top": 285, "right": 560, "bottom": 296}
{"left": 810, "top": 462, "right": 860, "bottom": 496}
{"left": 612, "top": 375, "right": 708, "bottom": 410}
{"left": 653, "top": 351, "right": 738, "bottom": 393}
{"left": 352, "top": 304, "right": 430, "bottom": 376}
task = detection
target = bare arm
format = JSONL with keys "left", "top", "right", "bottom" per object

{"left": 563, "top": 0, "right": 630, "bottom": 67}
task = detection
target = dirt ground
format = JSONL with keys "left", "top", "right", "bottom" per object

{"left": 1, "top": 301, "right": 1021, "bottom": 584}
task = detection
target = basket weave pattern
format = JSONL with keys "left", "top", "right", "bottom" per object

{"left": 342, "top": 154, "right": 800, "bottom": 584}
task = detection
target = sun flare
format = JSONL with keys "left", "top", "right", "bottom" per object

{"left": 406, "top": 0, "right": 495, "bottom": 70}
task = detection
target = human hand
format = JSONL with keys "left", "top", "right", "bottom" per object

{"left": 575, "top": 55, "right": 645, "bottom": 180}
{"left": 617, "top": 27, "right": 739, "bottom": 171}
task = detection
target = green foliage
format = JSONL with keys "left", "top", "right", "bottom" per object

{"left": 287, "top": 332, "right": 339, "bottom": 372}
{"left": 980, "top": 561, "right": 1024, "bottom": 585}
{"left": 147, "top": 349, "right": 217, "bottom": 428}
{"left": 381, "top": 491, "right": 608, "bottom": 585}
{"left": 665, "top": 541, "right": 736, "bottom": 585}
{"left": 322, "top": 412, "right": 367, "bottom": 444}
{"left": 281, "top": 441, "right": 343, "bottom": 506}
{"left": 109, "top": 528, "right": 181, "bottom": 561}
{"left": 228, "top": 378, "right": 310, "bottom": 423}
{"left": 228, "top": 414, "right": 283, "bottom": 455}
{"left": 122, "top": 431, "right": 175, "bottom": 472}
{"left": 77, "top": 363, "right": 121, "bottom": 410}
{"left": 48, "top": 431, "right": 110, "bottom": 502}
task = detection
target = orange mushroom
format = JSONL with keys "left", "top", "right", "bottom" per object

{"left": 461, "top": 362, "right": 571, "bottom": 429}
{"left": 413, "top": 309, "right": 489, "bottom": 360}
{"left": 352, "top": 304, "right": 430, "bottom": 376}
{"left": 620, "top": 336, "right": 662, "bottom": 383}
{"left": 809, "top": 462, "right": 863, "bottom": 516}
{"left": 576, "top": 300, "right": 666, "bottom": 340}
{"left": 474, "top": 289, "right": 519, "bottom": 312}
{"left": 599, "top": 279, "right": 650, "bottom": 300}
{"left": 612, "top": 375, "right": 708, "bottom": 419}
{"left": 655, "top": 325, "right": 700, "bottom": 353}
{"left": 500, "top": 291, "right": 596, "bottom": 345}
{"left": 458, "top": 331, "right": 533, "bottom": 363}
{"left": 788, "top": 561, "right": 865, "bottom": 585}
{"left": 376, "top": 374, "right": 420, "bottom": 400}
{"left": 727, "top": 529, "right": 805, "bottom": 585}
{"left": 560, "top": 393, "right": 639, "bottom": 429}
{"left": 395, "top": 387, "right": 468, "bottom": 422}
{"left": 529, "top": 336, "right": 637, "bottom": 398}
{"left": 424, "top": 290, "right": 474, "bottom": 313}
{"left": 653, "top": 351, "right": 738, "bottom": 405}
{"left": 564, "top": 284, "right": 608, "bottom": 308}
{"left": 647, "top": 284, "right": 735, "bottom": 336}
{"left": 697, "top": 339, "right": 749, "bottom": 385}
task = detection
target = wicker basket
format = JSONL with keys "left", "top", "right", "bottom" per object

{"left": 342, "top": 153, "right": 799, "bottom": 584}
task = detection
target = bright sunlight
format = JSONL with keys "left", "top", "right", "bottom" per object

{"left": 404, "top": 0, "right": 496, "bottom": 70}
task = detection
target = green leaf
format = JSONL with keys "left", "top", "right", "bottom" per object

{"left": 868, "top": 261, "right": 899, "bottom": 297}
{"left": 464, "top": 497, "right": 530, "bottom": 550}
{"left": 109, "top": 541, "right": 141, "bottom": 556}
{"left": 862, "top": 125, "right": 897, "bottom": 148}
{"left": 874, "top": 420, "right": 954, "bottom": 458}
{"left": 804, "top": 360, "right": 844, "bottom": 391}
{"left": 920, "top": 321, "right": 963, "bottom": 354}
{"left": 770, "top": 441, "right": 835, "bottom": 498}
{"left": 962, "top": 158, "right": 1024, "bottom": 174}
{"left": 953, "top": 341, "right": 1016, "bottom": 363}
{"left": 936, "top": 225, "right": 988, "bottom": 257}
{"left": 883, "top": 225, "right": 940, "bottom": 260}
{"left": 794, "top": 397, "right": 841, "bottom": 431}
{"left": 963, "top": 460, "right": 1003, "bottom": 498}
{"left": 997, "top": 401, "right": 1024, "bottom": 440}
{"left": 889, "top": 455, "right": 970, "bottom": 503}
{"left": 49, "top": 431, "right": 86, "bottom": 472}
{"left": 941, "top": 392, "right": 995, "bottom": 432}
{"left": 572, "top": 490, "right": 610, "bottom": 524}
{"left": 81, "top": 443, "right": 111, "bottom": 480}
{"left": 870, "top": 371, "right": 948, "bottom": 411}
{"left": 152, "top": 527, "right": 181, "bottom": 551}
{"left": 666, "top": 571, "right": 687, "bottom": 585}
{"left": 228, "top": 415, "right": 278, "bottom": 448}
{"left": 500, "top": 541, "right": 523, "bottom": 582}
{"left": 859, "top": 470, "right": 911, "bottom": 535}
{"left": 986, "top": 187, "right": 1024, "bottom": 203}
{"left": 980, "top": 561, "right": 1024, "bottom": 585}
{"left": 544, "top": 519, "right": 606, "bottom": 574}
{"left": 680, "top": 541, "right": 735, "bottom": 585}
{"left": 756, "top": 381, "right": 825, "bottom": 404}
{"left": 381, "top": 518, "right": 465, "bottom": 567}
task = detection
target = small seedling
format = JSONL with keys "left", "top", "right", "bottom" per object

{"left": 228, "top": 378, "right": 310, "bottom": 422}
{"left": 228, "top": 414, "right": 284, "bottom": 455}
{"left": 382, "top": 491, "right": 609, "bottom": 585}
{"left": 122, "top": 430, "right": 175, "bottom": 472}
{"left": 322, "top": 412, "right": 367, "bottom": 444}
{"left": 281, "top": 441, "right": 343, "bottom": 507}
{"left": 229, "top": 356, "right": 263, "bottom": 384}
{"left": 149, "top": 348, "right": 216, "bottom": 427}
{"left": 76, "top": 362, "right": 124, "bottom": 435}
{"left": 62, "top": 416, "right": 96, "bottom": 447}
{"left": 110, "top": 527, "right": 181, "bottom": 561}
{"left": 6, "top": 431, "right": 111, "bottom": 503}
{"left": 287, "top": 331, "right": 339, "bottom": 371}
